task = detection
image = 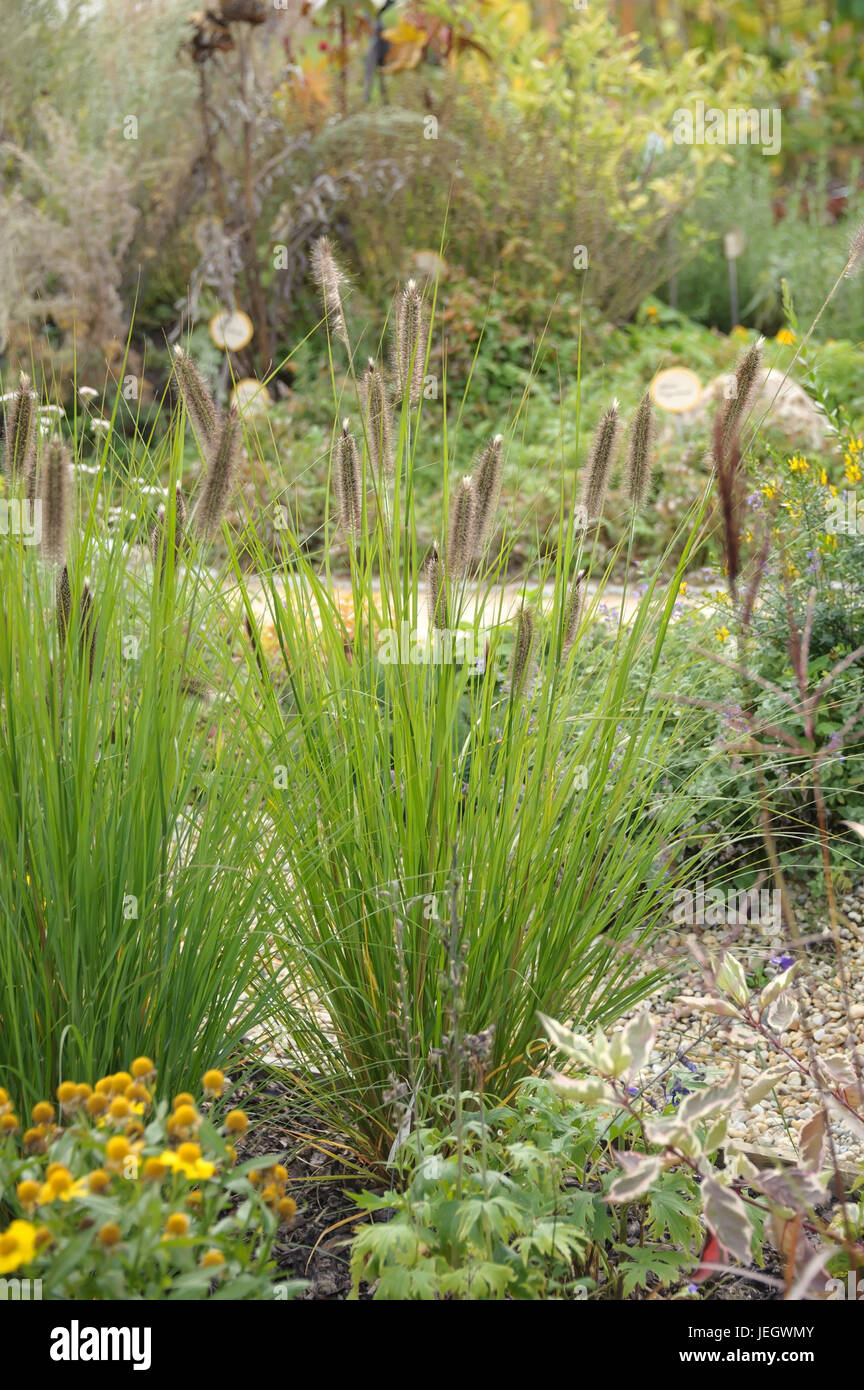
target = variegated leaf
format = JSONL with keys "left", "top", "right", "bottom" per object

{"left": 702, "top": 1176, "right": 755, "bottom": 1265}
{"left": 607, "top": 1153, "right": 663, "bottom": 1202}
{"left": 676, "top": 1070, "right": 740, "bottom": 1126}
{"left": 744, "top": 1066, "right": 789, "bottom": 1107}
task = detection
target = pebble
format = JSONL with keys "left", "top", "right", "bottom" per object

{"left": 618, "top": 887, "right": 864, "bottom": 1168}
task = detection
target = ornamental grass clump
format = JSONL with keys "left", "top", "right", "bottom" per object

{"left": 0, "top": 371, "right": 283, "bottom": 1108}
{"left": 0, "top": 1064, "right": 304, "bottom": 1300}
{"left": 235, "top": 255, "right": 715, "bottom": 1159}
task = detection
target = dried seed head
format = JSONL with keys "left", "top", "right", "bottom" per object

{"left": 360, "top": 360, "right": 393, "bottom": 478}
{"left": 393, "top": 279, "right": 427, "bottom": 405}
{"left": 509, "top": 605, "right": 536, "bottom": 698}
{"left": 56, "top": 564, "right": 72, "bottom": 645}
{"left": 447, "top": 475, "right": 476, "bottom": 580}
{"left": 845, "top": 220, "right": 864, "bottom": 278}
{"left": 581, "top": 402, "right": 620, "bottom": 520}
{"left": 718, "top": 338, "right": 763, "bottom": 447}
{"left": 426, "top": 544, "right": 447, "bottom": 631}
{"left": 195, "top": 407, "right": 240, "bottom": 542}
{"left": 40, "top": 437, "right": 72, "bottom": 565}
{"left": 562, "top": 567, "right": 587, "bottom": 656}
{"left": 711, "top": 415, "right": 744, "bottom": 600}
{"left": 151, "top": 487, "right": 188, "bottom": 578}
{"left": 172, "top": 347, "right": 218, "bottom": 447}
{"left": 150, "top": 506, "right": 167, "bottom": 573}
{"left": 472, "top": 434, "right": 504, "bottom": 554}
{"left": 334, "top": 419, "right": 362, "bottom": 539}
{"left": 310, "top": 236, "right": 350, "bottom": 350}
{"left": 79, "top": 581, "right": 97, "bottom": 683}
{"left": 4, "top": 372, "right": 36, "bottom": 483}
{"left": 625, "top": 394, "right": 654, "bottom": 507}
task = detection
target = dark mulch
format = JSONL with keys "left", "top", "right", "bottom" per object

{"left": 224, "top": 1064, "right": 386, "bottom": 1300}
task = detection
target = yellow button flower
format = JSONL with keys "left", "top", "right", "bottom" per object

{"left": 16, "top": 1180, "right": 41, "bottom": 1212}
{"left": 158, "top": 1147, "right": 216, "bottom": 1181}
{"left": 0, "top": 1221, "right": 37, "bottom": 1274}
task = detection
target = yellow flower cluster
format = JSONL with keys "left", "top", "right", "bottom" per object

{"left": 0, "top": 1086, "right": 19, "bottom": 1138}
{"left": 249, "top": 1162, "right": 297, "bottom": 1224}
{"left": 0, "top": 1062, "right": 271, "bottom": 1287}
{"left": 844, "top": 435, "right": 863, "bottom": 485}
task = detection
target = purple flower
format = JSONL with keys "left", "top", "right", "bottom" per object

{"left": 770, "top": 954, "right": 794, "bottom": 971}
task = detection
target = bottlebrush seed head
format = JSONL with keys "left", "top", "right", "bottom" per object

{"left": 447, "top": 475, "right": 476, "bottom": 579}
{"left": 562, "top": 567, "right": 587, "bottom": 655}
{"left": 360, "top": 360, "right": 393, "bottom": 478}
{"left": 195, "top": 406, "right": 240, "bottom": 542}
{"left": 845, "top": 220, "right": 864, "bottom": 278}
{"left": 625, "top": 393, "right": 654, "bottom": 507}
{"left": 509, "top": 605, "right": 536, "bottom": 697}
{"left": 426, "top": 544, "right": 447, "bottom": 631}
{"left": 472, "top": 434, "right": 504, "bottom": 553}
{"left": 581, "top": 402, "right": 620, "bottom": 520}
{"left": 172, "top": 347, "right": 218, "bottom": 448}
{"left": 4, "top": 371, "right": 36, "bottom": 484}
{"left": 334, "top": 420, "right": 362, "bottom": 538}
{"left": 719, "top": 338, "right": 763, "bottom": 447}
{"left": 40, "top": 436, "right": 72, "bottom": 565}
{"left": 394, "top": 279, "right": 427, "bottom": 405}
{"left": 56, "top": 564, "right": 72, "bottom": 645}
{"left": 310, "top": 235, "right": 350, "bottom": 350}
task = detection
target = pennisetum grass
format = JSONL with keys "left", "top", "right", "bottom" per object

{"left": 0, "top": 365, "right": 282, "bottom": 1108}
{"left": 228, "top": 249, "right": 717, "bottom": 1159}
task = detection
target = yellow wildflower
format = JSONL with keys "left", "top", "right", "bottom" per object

{"left": 163, "top": 1212, "right": 190, "bottom": 1238}
{"left": 16, "top": 1180, "right": 41, "bottom": 1212}
{"left": 715, "top": 625, "right": 731, "bottom": 644}
{"left": 0, "top": 1221, "right": 36, "bottom": 1274}
{"left": 158, "top": 1145, "right": 216, "bottom": 1181}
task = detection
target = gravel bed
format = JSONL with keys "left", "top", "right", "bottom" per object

{"left": 621, "top": 885, "right": 864, "bottom": 1168}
